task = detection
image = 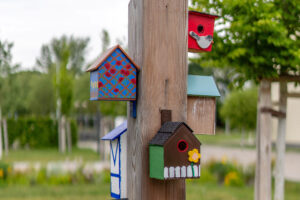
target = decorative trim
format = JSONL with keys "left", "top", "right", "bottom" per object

{"left": 90, "top": 97, "right": 136, "bottom": 101}
{"left": 110, "top": 139, "right": 120, "bottom": 166}
{"left": 163, "top": 165, "right": 201, "bottom": 179}
{"left": 110, "top": 137, "right": 122, "bottom": 198}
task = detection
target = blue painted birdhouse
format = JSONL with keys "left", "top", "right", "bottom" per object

{"left": 187, "top": 75, "right": 220, "bottom": 135}
{"left": 101, "top": 121, "right": 128, "bottom": 199}
{"left": 86, "top": 45, "right": 139, "bottom": 101}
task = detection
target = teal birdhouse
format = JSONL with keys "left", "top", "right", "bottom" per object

{"left": 187, "top": 75, "right": 220, "bottom": 135}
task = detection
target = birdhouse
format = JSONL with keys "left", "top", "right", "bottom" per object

{"left": 86, "top": 45, "right": 139, "bottom": 101}
{"left": 188, "top": 11, "right": 219, "bottom": 53}
{"left": 187, "top": 75, "right": 220, "bottom": 135}
{"left": 101, "top": 121, "right": 128, "bottom": 199}
{"left": 149, "top": 110, "right": 201, "bottom": 180}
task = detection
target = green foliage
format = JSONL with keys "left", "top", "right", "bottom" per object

{"left": 0, "top": 40, "right": 19, "bottom": 115}
{"left": 0, "top": 162, "right": 9, "bottom": 183}
{"left": 221, "top": 87, "right": 258, "bottom": 130}
{"left": 190, "top": 0, "right": 300, "bottom": 85}
{"left": 36, "top": 35, "right": 90, "bottom": 116}
{"left": 100, "top": 29, "right": 110, "bottom": 53}
{"left": 206, "top": 160, "right": 249, "bottom": 187}
{"left": 36, "top": 35, "right": 90, "bottom": 76}
{"left": 6, "top": 117, "right": 77, "bottom": 148}
{"left": 26, "top": 73, "right": 55, "bottom": 115}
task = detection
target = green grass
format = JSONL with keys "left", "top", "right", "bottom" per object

{"left": 0, "top": 184, "right": 110, "bottom": 200}
{"left": 186, "top": 179, "right": 300, "bottom": 200}
{"left": 196, "top": 131, "right": 256, "bottom": 148}
{"left": 0, "top": 181, "right": 299, "bottom": 200}
{"left": 2, "top": 148, "right": 99, "bottom": 165}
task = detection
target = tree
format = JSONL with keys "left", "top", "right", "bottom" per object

{"left": 220, "top": 87, "right": 258, "bottom": 131}
{"left": 191, "top": 1, "right": 300, "bottom": 199}
{"left": 36, "top": 35, "right": 90, "bottom": 153}
{"left": 0, "top": 41, "right": 19, "bottom": 114}
{"left": 36, "top": 35, "right": 90, "bottom": 76}
{"left": 191, "top": 0, "right": 299, "bottom": 83}
{"left": 100, "top": 30, "right": 110, "bottom": 54}
{"left": 0, "top": 40, "right": 19, "bottom": 158}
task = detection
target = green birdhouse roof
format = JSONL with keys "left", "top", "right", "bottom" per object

{"left": 187, "top": 75, "right": 220, "bottom": 97}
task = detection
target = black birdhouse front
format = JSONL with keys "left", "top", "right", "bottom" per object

{"left": 149, "top": 110, "right": 201, "bottom": 180}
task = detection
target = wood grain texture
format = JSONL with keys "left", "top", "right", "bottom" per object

{"left": 187, "top": 97, "right": 216, "bottom": 135}
{"left": 255, "top": 80, "right": 272, "bottom": 200}
{"left": 127, "top": 0, "right": 188, "bottom": 199}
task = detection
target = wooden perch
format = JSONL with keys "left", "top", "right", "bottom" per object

{"left": 287, "top": 92, "right": 300, "bottom": 98}
{"left": 265, "top": 75, "right": 300, "bottom": 83}
{"left": 260, "top": 107, "right": 286, "bottom": 118}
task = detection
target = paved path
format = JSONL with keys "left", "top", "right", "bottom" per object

{"left": 78, "top": 141, "right": 300, "bottom": 181}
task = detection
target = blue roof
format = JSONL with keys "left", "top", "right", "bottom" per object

{"left": 101, "top": 120, "right": 127, "bottom": 140}
{"left": 187, "top": 75, "right": 220, "bottom": 97}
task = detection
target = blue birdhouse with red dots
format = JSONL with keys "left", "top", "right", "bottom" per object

{"left": 86, "top": 45, "right": 139, "bottom": 101}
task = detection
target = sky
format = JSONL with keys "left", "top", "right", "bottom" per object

{"left": 0, "top": 0, "right": 130, "bottom": 69}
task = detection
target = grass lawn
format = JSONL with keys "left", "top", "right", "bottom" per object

{"left": 0, "top": 184, "right": 110, "bottom": 200}
{"left": 2, "top": 148, "right": 100, "bottom": 165}
{"left": 196, "top": 131, "right": 256, "bottom": 148}
{"left": 0, "top": 181, "right": 299, "bottom": 200}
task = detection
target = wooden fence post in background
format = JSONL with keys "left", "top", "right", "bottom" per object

{"left": 66, "top": 119, "right": 72, "bottom": 153}
{"left": 274, "top": 82, "right": 287, "bottom": 200}
{"left": 3, "top": 119, "right": 8, "bottom": 155}
{"left": 60, "top": 116, "right": 66, "bottom": 153}
{"left": 255, "top": 80, "right": 272, "bottom": 200}
{"left": 127, "top": 0, "right": 188, "bottom": 199}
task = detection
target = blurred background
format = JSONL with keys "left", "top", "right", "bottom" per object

{"left": 0, "top": 0, "right": 299, "bottom": 199}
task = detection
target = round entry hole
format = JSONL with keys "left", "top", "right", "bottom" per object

{"left": 177, "top": 140, "right": 188, "bottom": 152}
{"left": 197, "top": 25, "right": 204, "bottom": 33}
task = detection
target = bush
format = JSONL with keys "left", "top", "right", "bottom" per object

{"left": 0, "top": 162, "right": 10, "bottom": 184}
{"left": 207, "top": 159, "right": 246, "bottom": 187}
{"left": 7, "top": 117, "right": 78, "bottom": 148}
{"left": 221, "top": 87, "right": 258, "bottom": 131}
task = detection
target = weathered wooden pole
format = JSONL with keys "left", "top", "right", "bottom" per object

{"left": 274, "top": 82, "right": 287, "bottom": 200}
{"left": 255, "top": 80, "right": 272, "bottom": 200}
{"left": 127, "top": 0, "right": 188, "bottom": 199}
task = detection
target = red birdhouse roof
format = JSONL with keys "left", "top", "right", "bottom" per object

{"left": 86, "top": 45, "right": 140, "bottom": 72}
{"left": 189, "top": 11, "right": 220, "bottom": 19}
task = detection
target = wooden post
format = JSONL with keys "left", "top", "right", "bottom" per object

{"left": 96, "top": 112, "right": 101, "bottom": 155}
{"left": 60, "top": 115, "right": 66, "bottom": 153}
{"left": 255, "top": 80, "right": 272, "bottom": 200}
{"left": 3, "top": 118, "right": 8, "bottom": 155}
{"left": 274, "top": 82, "right": 287, "bottom": 200}
{"left": 127, "top": 0, "right": 188, "bottom": 199}
{"left": 66, "top": 119, "right": 72, "bottom": 153}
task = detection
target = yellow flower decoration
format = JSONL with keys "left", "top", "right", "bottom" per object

{"left": 0, "top": 169, "right": 3, "bottom": 178}
{"left": 188, "top": 149, "right": 201, "bottom": 163}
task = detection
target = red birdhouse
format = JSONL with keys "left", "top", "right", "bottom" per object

{"left": 188, "top": 11, "right": 219, "bottom": 53}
